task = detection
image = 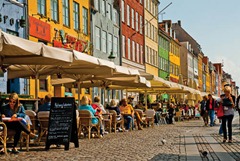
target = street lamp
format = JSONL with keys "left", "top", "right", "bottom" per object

{"left": 108, "top": 51, "right": 116, "bottom": 60}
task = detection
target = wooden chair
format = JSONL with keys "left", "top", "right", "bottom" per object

{"left": 102, "top": 113, "right": 112, "bottom": 133}
{"left": 25, "top": 110, "right": 38, "bottom": 134}
{"left": 109, "top": 110, "right": 124, "bottom": 133}
{"left": 78, "top": 110, "right": 101, "bottom": 139}
{"left": 0, "top": 122, "right": 7, "bottom": 155}
{"left": 174, "top": 111, "right": 183, "bottom": 122}
{"left": 144, "top": 109, "right": 155, "bottom": 127}
{"left": 37, "top": 111, "right": 50, "bottom": 144}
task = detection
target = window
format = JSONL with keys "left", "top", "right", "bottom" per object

{"left": 102, "top": 31, "right": 107, "bottom": 53}
{"left": 51, "top": 0, "right": 58, "bottom": 21}
{"left": 113, "top": 36, "right": 118, "bottom": 55}
{"left": 113, "top": 8, "right": 118, "bottom": 24}
{"left": 121, "top": 0, "right": 124, "bottom": 22}
{"left": 140, "top": 15, "right": 143, "bottom": 34}
{"left": 94, "top": 0, "right": 99, "bottom": 11}
{"left": 145, "top": 20, "right": 148, "bottom": 36}
{"left": 107, "top": 33, "right": 113, "bottom": 54}
{"left": 39, "top": 79, "right": 48, "bottom": 91}
{"left": 135, "top": 12, "right": 138, "bottom": 31}
{"left": 128, "top": 38, "right": 131, "bottom": 59}
{"left": 136, "top": 43, "right": 139, "bottom": 63}
{"left": 83, "top": 7, "right": 88, "bottom": 35}
{"left": 140, "top": 0, "right": 142, "bottom": 4}
{"left": 152, "top": 2, "right": 155, "bottom": 15}
{"left": 95, "top": 26, "right": 101, "bottom": 50}
{"left": 107, "top": 3, "right": 112, "bottom": 20}
{"left": 146, "top": 0, "right": 149, "bottom": 10}
{"left": 73, "top": 2, "right": 79, "bottom": 30}
{"left": 145, "top": 46, "right": 148, "bottom": 63}
{"left": 102, "top": 0, "right": 106, "bottom": 16}
{"left": 131, "top": 9, "right": 134, "bottom": 29}
{"left": 38, "top": 0, "right": 46, "bottom": 16}
{"left": 140, "top": 45, "right": 143, "bottom": 64}
{"left": 62, "top": 0, "right": 69, "bottom": 26}
{"left": 127, "top": 5, "right": 130, "bottom": 26}
{"left": 132, "top": 41, "right": 135, "bottom": 61}
{"left": 122, "top": 35, "right": 125, "bottom": 57}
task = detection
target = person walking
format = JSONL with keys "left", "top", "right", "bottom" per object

{"left": 200, "top": 96, "right": 208, "bottom": 126}
{"left": 221, "top": 85, "right": 235, "bottom": 143}
{"left": 206, "top": 94, "right": 216, "bottom": 127}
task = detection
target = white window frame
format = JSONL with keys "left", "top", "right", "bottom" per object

{"left": 107, "top": 33, "right": 113, "bottom": 54}
{"left": 121, "top": 0, "right": 124, "bottom": 22}
{"left": 140, "top": 15, "right": 143, "bottom": 34}
{"left": 131, "top": 8, "right": 134, "bottom": 29}
{"left": 102, "top": 0, "right": 106, "bottom": 16}
{"left": 128, "top": 38, "right": 131, "bottom": 59}
{"left": 122, "top": 35, "right": 125, "bottom": 57}
{"left": 102, "top": 30, "right": 107, "bottom": 53}
{"left": 95, "top": 26, "right": 101, "bottom": 50}
{"left": 107, "top": 3, "right": 112, "bottom": 20}
{"left": 113, "top": 36, "right": 118, "bottom": 55}
{"left": 136, "top": 43, "right": 139, "bottom": 63}
{"left": 132, "top": 41, "right": 135, "bottom": 61}
{"left": 127, "top": 5, "right": 130, "bottom": 26}
{"left": 135, "top": 12, "right": 138, "bottom": 31}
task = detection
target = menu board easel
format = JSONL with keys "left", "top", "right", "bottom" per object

{"left": 45, "top": 97, "right": 79, "bottom": 150}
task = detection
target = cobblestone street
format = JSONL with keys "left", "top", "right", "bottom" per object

{"left": 1, "top": 113, "right": 240, "bottom": 161}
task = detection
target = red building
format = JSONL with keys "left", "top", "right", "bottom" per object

{"left": 121, "top": 0, "right": 145, "bottom": 71}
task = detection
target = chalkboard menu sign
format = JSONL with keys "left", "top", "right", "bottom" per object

{"left": 45, "top": 97, "right": 79, "bottom": 150}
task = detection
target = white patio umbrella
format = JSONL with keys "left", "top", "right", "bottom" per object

{"left": 0, "top": 30, "right": 73, "bottom": 111}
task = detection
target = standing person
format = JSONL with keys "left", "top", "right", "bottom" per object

{"left": 200, "top": 96, "right": 208, "bottom": 126}
{"left": 206, "top": 94, "right": 216, "bottom": 127}
{"left": 221, "top": 85, "right": 235, "bottom": 143}
{"left": 1, "top": 93, "right": 37, "bottom": 154}
{"left": 167, "top": 103, "right": 174, "bottom": 124}
{"left": 236, "top": 95, "right": 240, "bottom": 114}
{"left": 37, "top": 94, "right": 51, "bottom": 113}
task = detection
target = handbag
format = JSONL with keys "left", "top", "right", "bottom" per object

{"left": 217, "top": 104, "right": 224, "bottom": 119}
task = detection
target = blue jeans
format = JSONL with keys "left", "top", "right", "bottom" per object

{"left": 219, "top": 122, "right": 223, "bottom": 134}
{"left": 208, "top": 110, "right": 215, "bottom": 126}
{"left": 222, "top": 115, "right": 234, "bottom": 140}
{"left": 124, "top": 115, "right": 133, "bottom": 130}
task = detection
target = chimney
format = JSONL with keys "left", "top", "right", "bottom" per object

{"left": 178, "top": 20, "right": 181, "bottom": 26}
{"left": 165, "top": 22, "right": 168, "bottom": 33}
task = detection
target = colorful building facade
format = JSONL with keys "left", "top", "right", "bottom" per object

{"left": 144, "top": 0, "right": 159, "bottom": 76}
{"left": 28, "top": 0, "right": 91, "bottom": 98}
{"left": 0, "top": 0, "right": 27, "bottom": 94}
{"left": 158, "top": 22, "right": 170, "bottom": 80}
{"left": 198, "top": 52, "right": 204, "bottom": 91}
{"left": 121, "top": 0, "right": 145, "bottom": 71}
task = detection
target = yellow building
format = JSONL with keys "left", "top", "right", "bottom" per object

{"left": 28, "top": 0, "right": 91, "bottom": 99}
{"left": 144, "top": 0, "right": 159, "bottom": 76}
{"left": 198, "top": 52, "right": 203, "bottom": 91}
{"left": 169, "top": 38, "right": 180, "bottom": 83}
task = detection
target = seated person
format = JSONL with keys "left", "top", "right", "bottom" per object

{"left": 37, "top": 94, "right": 51, "bottom": 112}
{"left": 119, "top": 98, "right": 134, "bottom": 131}
{"left": 79, "top": 96, "right": 103, "bottom": 136}
{"left": 91, "top": 96, "right": 106, "bottom": 115}
{"left": 1, "top": 93, "right": 37, "bottom": 154}
{"left": 107, "top": 99, "right": 121, "bottom": 120}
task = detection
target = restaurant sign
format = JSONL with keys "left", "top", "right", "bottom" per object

{"left": 29, "top": 16, "right": 51, "bottom": 42}
{"left": 53, "top": 34, "right": 88, "bottom": 52}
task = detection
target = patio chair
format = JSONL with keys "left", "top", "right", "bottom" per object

{"left": 37, "top": 111, "right": 50, "bottom": 144}
{"left": 25, "top": 110, "right": 38, "bottom": 134}
{"left": 144, "top": 109, "right": 155, "bottom": 127}
{"left": 0, "top": 122, "right": 7, "bottom": 154}
{"left": 109, "top": 110, "right": 124, "bottom": 133}
{"left": 174, "top": 111, "right": 183, "bottom": 122}
{"left": 78, "top": 110, "right": 101, "bottom": 139}
{"left": 102, "top": 113, "right": 112, "bottom": 133}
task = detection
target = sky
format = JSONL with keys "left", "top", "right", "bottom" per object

{"left": 159, "top": 0, "right": 240, "bottom": 86}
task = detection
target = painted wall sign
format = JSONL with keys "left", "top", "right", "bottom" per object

{"left": 29, "top": 16, "right": 51, "bottom": 42}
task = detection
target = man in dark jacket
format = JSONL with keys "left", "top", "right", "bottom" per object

{"left": 206, "top": 94, "right": 216, "bottom": 127}
{"left": 200, "top": 96, "right": 208, "bottom": 126}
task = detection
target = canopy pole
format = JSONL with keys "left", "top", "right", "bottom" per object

{"left": 145, "top": 90, "right": 148, "bottom": 109}
{"left": 78, "top": 81, "right": 81, "bottom": 107}
{"left": 35, "top": 73, "right": 39, "bottom": 112}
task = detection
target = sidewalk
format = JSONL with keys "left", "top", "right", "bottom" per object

{"left": 185, "top": 112, "right": 240, "bottom": 161}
